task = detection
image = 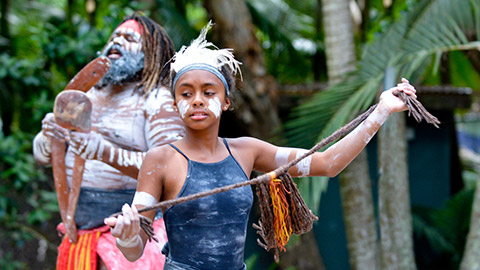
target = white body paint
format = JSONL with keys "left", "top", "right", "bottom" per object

{"left": 33, "top": 133, "right": 52, "bottom": 164}
{"left": 275, "top": 147, "right": 291, "bottom": 167}
{"left": 132, "top": 191, "right": 158, "bottom": 207}
{"left": 177, "top": 100, "right": 190, "bottom": 119}
{"left": 208, "top": 97, "right": 222, "bottom": 118}
{"left": 110, "top": 27, "right": 143, "bottom": 54}
{"left": 295, "top": 149, "right": 312, "bottom": 177}
{"left": 349, "top": 106, "right": 390, "bottom": 145}
{"left": 60, "top": 86, "right": 184, "bottom": 189}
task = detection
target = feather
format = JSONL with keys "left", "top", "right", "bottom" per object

{"left": 170, "top": 21, "right": 242, "bottom": 78}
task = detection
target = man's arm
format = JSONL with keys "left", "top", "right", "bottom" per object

{"left": 144, "top": 88, "right": 185, "bottom": 148}
{"left": 33, "top": 113, "right": 69, "bottom": 165}
{"left": 68, "top": 88, "right": 184, "bottom": 179}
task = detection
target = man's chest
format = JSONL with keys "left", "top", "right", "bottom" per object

{"left": 90, "top": 96, "right": 148, "bottom": 150}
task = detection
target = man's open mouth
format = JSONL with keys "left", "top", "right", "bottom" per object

{"left": 108, "top": 48, "right": 123, "bottom": 59}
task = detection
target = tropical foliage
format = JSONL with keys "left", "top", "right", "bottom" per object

{"left": 285, "top": 0, "right": 480, "bottom": 148}
{"left": 1, "top": 0, "right": 479, "bottom": 269}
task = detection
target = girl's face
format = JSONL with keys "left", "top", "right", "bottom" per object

{"left": 173, "top": 69, "right": 230, "bottom": 130}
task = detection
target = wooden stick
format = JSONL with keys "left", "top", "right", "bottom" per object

{"left": 51, "top": 57, "right": 110, "bottom": 243}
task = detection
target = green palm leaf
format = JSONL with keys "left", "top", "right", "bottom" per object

{"left": 286, "top": 0, "right": 480, "bottom": 149}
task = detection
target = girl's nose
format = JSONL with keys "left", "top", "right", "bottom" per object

{"left": 192, "top": 93, "right": 204, "bottom": 107}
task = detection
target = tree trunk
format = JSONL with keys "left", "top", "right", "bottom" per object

{"left": 322, "top": 0, "right": 379, "bottom": 269}
{"left": 204, "top": 1, "right": 324, "bottom": 268}
{"left": 204, "top": 0, "right": 281, "bottom": 140}
{"left": 378, "top": 112, "right": 416, "bottom": 270}
{"left": 339, "top": 151, "right": 379, "bottom": 269}
{"left": 0, "top": 0, "right": 11, "bottom": 135}
{"left": 460, "top": 172, "right": 480, "bottom": 270}
{"left": 322, "top": 0, "right": 356, "bottom": 84}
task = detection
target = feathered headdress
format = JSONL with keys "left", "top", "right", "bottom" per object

{"left": 170, "top": 21, "right": 242, "bottom": 94}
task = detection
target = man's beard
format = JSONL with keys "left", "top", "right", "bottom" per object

{"left": 96, "top": 44, "right": 145, "bottom": 88}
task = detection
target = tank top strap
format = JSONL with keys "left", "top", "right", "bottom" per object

{"left": 221, "top": 138, "right": 233, "bottom": 156}
{"left": 169, "top": 143, "right": 190, "bottom": 161}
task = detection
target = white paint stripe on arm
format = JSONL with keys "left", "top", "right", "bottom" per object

{"left": 132, "top": 191, "right": 158, "bottom": 206}
{"left": 295, "top": 149, "right": 312, "bottom": 177}
{"left": 275, "top": 147, "right": 291, "bottom": 167}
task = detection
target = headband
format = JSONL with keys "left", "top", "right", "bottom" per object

{"left": 169, "top": 21, "right": 242, "bottom": 97}
{"left": 172, "top": 63, "right": 229, "bottom": 95}
{"left": 115, "top": 19, "right": 142, "bottom": 35}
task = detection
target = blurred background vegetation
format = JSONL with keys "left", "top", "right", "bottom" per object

{"left": 1, "top": 0, "right": 479, "bottom": 269}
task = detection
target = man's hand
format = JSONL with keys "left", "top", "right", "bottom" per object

{"left": 69, "top": 131, "right": 105, "bottom": 160}
{"left": 42, "top": 113, "right": 69, "bottom": 141}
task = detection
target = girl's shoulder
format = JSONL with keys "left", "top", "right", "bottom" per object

{"left": 225, "top": 136, "right": 271, "bottom": 147}
{"left": 144, "top": 143, "right": 179, "bottom": 163}
{"left": 225, "top": 136, "right": 274, "bottom": 156}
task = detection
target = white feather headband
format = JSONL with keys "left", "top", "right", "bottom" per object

{"left": 171, "top": 21, "right": 242, "bottom": 95}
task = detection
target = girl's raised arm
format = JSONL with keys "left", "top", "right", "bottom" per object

{"left": 252, "top": 80, "right": 416, "bottom": 178}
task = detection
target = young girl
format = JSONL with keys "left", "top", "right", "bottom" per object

{"left": 104, "top": 23, "right": 417, "bottom": 270}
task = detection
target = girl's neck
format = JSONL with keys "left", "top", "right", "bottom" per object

{"left": 179, "top": 129, "right": 227, "bottom": 162}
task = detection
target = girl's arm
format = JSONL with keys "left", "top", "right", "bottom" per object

{"left": 252, "top": 79, "right": 416, "bottom": 178}
{"left": 104, "top": 148, "right": 164, "bottom": 261}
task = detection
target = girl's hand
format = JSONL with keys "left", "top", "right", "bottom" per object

{"left": 104, "top": 204, "right": 142, "bottom": 247}
{"left": 379, "top": 78, "right": 417, "bottom": 114}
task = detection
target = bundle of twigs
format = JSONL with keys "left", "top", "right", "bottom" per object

{"left": 110, "top": 90, "right": 440, "bottom": 261}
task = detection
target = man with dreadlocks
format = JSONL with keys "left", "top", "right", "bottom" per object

{"left": 104, "top": 22, "right": 419, "bottom": 269}
{"left": 33, "top": 13, "right": 184, "bottom": 270}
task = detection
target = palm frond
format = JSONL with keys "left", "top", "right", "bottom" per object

{"left": 285, "top": 0, "right": 480, "bottom": 148}
{"left": 247, "top": 0, "right": 315, "bottom": 41}
{"left": 412, "top": 210, "right": 456, "bottom": 254}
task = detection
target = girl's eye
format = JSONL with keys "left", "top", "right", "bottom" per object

{"left": 205, "top": 91, "right": 216, "bottom": 96}
{"left": 181, "top": 92, "right": 192, "bottom": 97}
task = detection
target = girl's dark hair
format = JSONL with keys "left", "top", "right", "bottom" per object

{"left": 107, "top": 12, "right": 176, "bottom": 96}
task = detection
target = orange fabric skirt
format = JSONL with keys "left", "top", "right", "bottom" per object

{"left": 56, "top": 219, "right": 167, "bottom": 270}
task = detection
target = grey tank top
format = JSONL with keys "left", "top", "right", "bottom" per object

{"left": 164, "top": 138, "right": 253, "bottom": 270}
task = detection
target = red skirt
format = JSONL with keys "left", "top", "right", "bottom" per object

{"left": 56, "top": 218, "right": 167, "bottom": 270}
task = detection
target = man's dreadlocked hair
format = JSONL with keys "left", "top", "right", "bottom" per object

{"left": 111, "top": 12, "right": 175, "bottom": 96}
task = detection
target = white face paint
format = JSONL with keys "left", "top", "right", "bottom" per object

{"left": 111, "top": 27, "right": 143, "bottom": 54}
{"left": 275, "top": 147, "right": 291, "bottom": 167}
{"left": 208, "top": 97, "right": 222, "bottom": 118}
{"left": 177, "top": 100, "right": 190, "bottom": 119}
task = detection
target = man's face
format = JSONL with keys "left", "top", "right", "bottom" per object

{"left": 97, "top": 24, "right": 145, "bottom": 86}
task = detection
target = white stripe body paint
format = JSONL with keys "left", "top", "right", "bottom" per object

{"left": 132, "top": 191, "right": 158, "bottom": 206}
{"left": 109, "top": 147, "right": 115, "bottom": 164}
{"left": 208, "top": 97, "right": 222, "bottom": 118}
{"left": 63, "top": 86, "right": 185, "bottom": 189}
{"left": 275, "top": 147, "right": 291, "bottom": 167}
{"left": 296, "top": 149, "right": 312, "bottom": 177}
